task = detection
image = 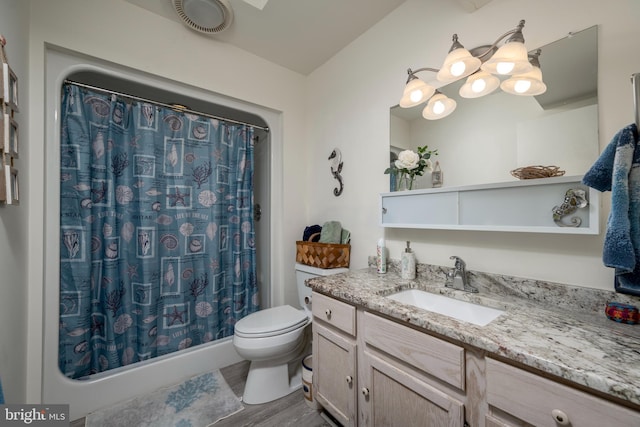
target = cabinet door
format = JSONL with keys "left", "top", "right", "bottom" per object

{"left": 313, "top": 322, "right": 357, "bottom": 427}
{"left": 364, "top": 352, "right": 464, "bottom": 427}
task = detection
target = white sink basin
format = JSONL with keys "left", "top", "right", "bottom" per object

{"left": 387, "top": 289, "right": 504, "bottom": 326}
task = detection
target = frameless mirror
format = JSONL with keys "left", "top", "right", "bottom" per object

{"left": 389, "top": 25, "right": 598, "bottom": 189}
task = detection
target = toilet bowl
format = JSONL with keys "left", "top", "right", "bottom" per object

{"left": 233, "top": 263, "right": 348, "bottom": 405}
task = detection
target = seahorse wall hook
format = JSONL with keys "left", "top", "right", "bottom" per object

{"left": 328, "top": 148, "right": 344, "bottom": 196}
{"left": 552, "top": 188, "right": 588, "bottom": 227}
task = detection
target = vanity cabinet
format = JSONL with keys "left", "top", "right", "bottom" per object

{"left": 313, "top": 291, "right": 640, "bottom": 427}
{"left": 485, "top": 358, "right": 640, "bottom": 427}
{"left": 312, "top": 291, "right": 466, "bottom": 426}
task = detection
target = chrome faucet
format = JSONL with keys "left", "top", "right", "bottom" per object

{"left": 445, "top": 256, "right": 478, "bottom": 293}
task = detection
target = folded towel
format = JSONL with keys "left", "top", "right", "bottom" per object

{"left": 341, "top": 228, "right": 351, "bottom": 244}
{"left": 319, "top": 221, "right": 342, "bottom": 244}
{"left": 302, "top": 224, "right": 322, "bottom": 242}
{"left": 583, "top": 123, "right": 640, "bottom": 295}
{"left": 0, "top": 377, "right": 4, "bottom": 404}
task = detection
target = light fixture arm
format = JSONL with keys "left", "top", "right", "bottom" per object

{"left": 473, "top": 19, "right": 526, "bottom": 61}
{"left": 528, "top": 49, "right": 542, "bottom": 68}
{"left": 406, "top": 67, "right": 440, "bottom": 83}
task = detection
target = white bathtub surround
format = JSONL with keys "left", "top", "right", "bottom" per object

{"left": 310, "top": 259, "right": 640, "bottom": 407}
{"left": 42, "top": 48, "right": 280, "bottom": 422}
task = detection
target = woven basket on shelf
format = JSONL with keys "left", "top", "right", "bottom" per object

{"left": 296, "top": 241, "right": 350, "bottom": 269}
{"left": 510, "top": 165, "right": 565, "bottom": 180}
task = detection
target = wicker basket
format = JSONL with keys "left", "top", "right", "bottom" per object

{"left": 296, "top": 241, "right": 350, "bottom": 269}
{"left": 510, "top": 165, "right": 565, "bottom": 180}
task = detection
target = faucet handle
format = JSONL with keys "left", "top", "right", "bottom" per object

{"left": 449, "top": 256, "right": 466, "bottom": 270}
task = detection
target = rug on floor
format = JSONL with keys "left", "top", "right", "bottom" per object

{"left": 85, "top": 370, "right": 244, "bottom": 427}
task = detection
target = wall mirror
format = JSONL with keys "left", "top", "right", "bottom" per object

{"left": 389, "top": 25, "right": 598, "bottom": 189}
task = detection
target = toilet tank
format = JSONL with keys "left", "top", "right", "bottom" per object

{"left": 295, "top": 263, "right": 349, "bottom": 307}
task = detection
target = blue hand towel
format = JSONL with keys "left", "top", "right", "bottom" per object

{"left": 302, "top": 224, "right": 322, "bottom": 242}
{"left": 583, "top": 123, "right": 640, "bottom": 295}
{"left": 0, "top": 377, "right": 4, "bottom": 404}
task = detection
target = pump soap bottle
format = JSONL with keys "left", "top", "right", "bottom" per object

{"left": 401, "top": 241, "right": 416, "bottom": 280}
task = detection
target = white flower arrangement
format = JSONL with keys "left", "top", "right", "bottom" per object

{"left": 385, "top": 145, "right": 437, "bottom": 190}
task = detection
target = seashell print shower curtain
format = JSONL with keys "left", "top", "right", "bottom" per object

{"left": 58, "top": 83, "right": 259, "bottom": 379}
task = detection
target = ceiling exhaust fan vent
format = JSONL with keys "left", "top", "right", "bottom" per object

{"left": 172, "top": 0, "right": 234, "bottom": 34}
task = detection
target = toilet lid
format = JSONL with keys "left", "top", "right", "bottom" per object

{"left": 234, "top": 305, "right": 309, "bottom": 337}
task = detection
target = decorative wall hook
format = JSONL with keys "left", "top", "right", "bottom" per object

{"left": 328, "top": 148, "right": 343, "bottom": 196}
{"left": 552, "top": 188, "right": 588, "bottom": 227}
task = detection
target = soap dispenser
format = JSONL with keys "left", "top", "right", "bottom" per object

{"left": 401, "top": 241, "right": 416, "bottom": 280}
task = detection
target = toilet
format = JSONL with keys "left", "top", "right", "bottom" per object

{"left": 233, "top": 263, "right": 348, "bottom": 405}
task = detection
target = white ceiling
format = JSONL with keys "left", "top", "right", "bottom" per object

{"left": 125, "top": 0, "right": 410, "bottom": 75}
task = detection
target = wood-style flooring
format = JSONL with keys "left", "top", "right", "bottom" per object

{"left": 70, "top": 360, "right": 333, "bottom": 427}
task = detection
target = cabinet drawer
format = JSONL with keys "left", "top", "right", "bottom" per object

{"left": 364, "top": 312, "right": 465, "bottom": 390}
{"left": 486, "top": 358, "right": 640, "bottom": 427}
{"left": 312, "top": 292, "right": 356, "bottom": 336}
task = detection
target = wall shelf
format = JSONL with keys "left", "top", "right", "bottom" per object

{"left": 380, "top": 175, "right": 599, "bottom": 234}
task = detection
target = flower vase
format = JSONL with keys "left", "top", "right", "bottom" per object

{"left": 397, "top": 174, "right": 415, "bottom": 191}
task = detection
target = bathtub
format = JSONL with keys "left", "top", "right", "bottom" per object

{"left": 42, "top": 46, "right": 280, "bottom": 421}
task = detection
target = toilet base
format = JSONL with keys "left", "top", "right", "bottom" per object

{"left": 242, "top": 354, "right": 304, "bottom": 405}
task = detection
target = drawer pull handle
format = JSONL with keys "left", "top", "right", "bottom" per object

{"left": 551, "top": 409, "right": 570, "bottom": 426}
{"left": 325, "top": 309, "right": 332, "bottom": 318}
{"left": 345, "top": 375, "right": 353, "bottom": 385}
{"left": 361, "top": 387, "right": 370, "bottom": 397}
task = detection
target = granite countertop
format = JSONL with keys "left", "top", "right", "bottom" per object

{"left": 306, "top": 262, "right": 640, "bottom": 408}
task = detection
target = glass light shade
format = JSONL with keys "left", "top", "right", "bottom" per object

{"left": 480, "top": 41, "right": 533, "bottom": 75}
{"left": 436, "top": 48, "right": 481, "bottom": 83}
{"left": 399, "top": 78, "right": 436, "bottom": 108}
{"left": 459, "top": 71, "right": 500, "bottom": 98}
{"left": 422, "top": 93, "right": 457, "bottom": 120}
{"left": 500, "top": 66, "right": 546, "bottom": 96}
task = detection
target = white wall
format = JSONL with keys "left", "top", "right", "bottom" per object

{"left": 305, "top": 0, "right": 640, "bottom": 289}
{"left": 25, "top": 0, "right": 308, "bottom": 403}
{"left": 0, "top": 0, "right": 29, "bottom": 403}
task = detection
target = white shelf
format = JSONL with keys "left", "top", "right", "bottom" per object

{"left": 380, "top": 175, "right": 599, "bottom": 234}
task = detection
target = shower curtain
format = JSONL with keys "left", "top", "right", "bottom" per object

{"left": 58, "top": 83, "right": 259, "bottom": 379}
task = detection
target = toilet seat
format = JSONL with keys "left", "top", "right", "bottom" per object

{"left": 235, "top": 305, "right": 310, "bottom": 338}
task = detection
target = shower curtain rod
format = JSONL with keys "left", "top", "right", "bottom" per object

{"left": 64, "top": 79, "right": 270, "bottom": 132}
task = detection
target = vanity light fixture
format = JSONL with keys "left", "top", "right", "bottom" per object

{"left": 459, "top": 70, "right": 500, "bottom": 98}
{"left": 436, "top": 34, "right": 482, "bottom": 83}
{"left": 399, "top": 72, "right": 437, "bottom": 108}
{"left": 399, "top": 20, "right": 545, "bottom": 120}
{"left": 422, "top": 92, "right": 456, "bottom": 120}
{"left": 501, "top": 49, "right": 547, "bottom": 96}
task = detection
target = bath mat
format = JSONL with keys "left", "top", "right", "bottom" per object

{"left": 85, "top": 370, "right": 243, "bottom": 427}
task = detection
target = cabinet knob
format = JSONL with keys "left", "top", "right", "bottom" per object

{"left": 551, "top": 409, "right": 570, "bottom": 426}
{"left": 345, "top": 375, "right": 353, "bottom": 385}
{"left": 325, "top": 309, "right": 332, "bottom": 318}
{"left": 361, "top": 387, "right": 370, "bottom": 397}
